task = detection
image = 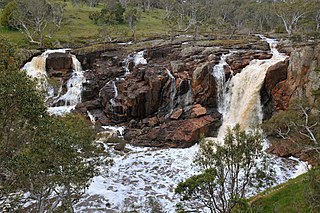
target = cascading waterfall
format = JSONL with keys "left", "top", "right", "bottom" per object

{"left": 177, "top": 79, "right": 193, "bottom": 108}
{"left": 133, "top": 50, "right": 147, "bottom": 66}
{"left": 108, "top": 80, "right": 119, "bottom": 106}
{"left": 212, "top": 53, "right": 232, "bottom": 113}
{"left": 217, "top": 39, "right": 287, "bottom": 141}
{"left": 22, "top": 52, "right": 53, "bottom": 97}
{"left": 123, "top": 50, "right": 147, "bottom": 75}
{"left": 79, "top": 38, "right": 308, "bottom": 213}
{"left": 22, "top": 49, "right": 85, "bottom": 115}
{"left": 165, "top": 69, "right": 177, "bottom": 117}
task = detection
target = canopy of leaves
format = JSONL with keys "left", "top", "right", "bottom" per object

{"left": 0, "top": 38, "right": 103, "bottom": 212}
{"left": 176, "top": 125, "right": 274, "bottom": 213}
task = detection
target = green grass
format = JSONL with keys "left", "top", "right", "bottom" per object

{"left": 250, "top": 173, "right": 315, "bottom": 213}
{"left": 0, "top": 2, "right": 167, "bottom": 48}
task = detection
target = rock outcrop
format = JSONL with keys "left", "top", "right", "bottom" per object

{"left": 46, "top": 52, "right": 73, "bottom": 78}
{"left": 72, "top": 37, "right": 273, "bottom": 148}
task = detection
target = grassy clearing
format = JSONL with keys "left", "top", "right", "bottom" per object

{"left": 250, "top": 174, "right": 314, "bottom": 213}
{"left": 0, "top": 2, "right": 167, "bottom": 48}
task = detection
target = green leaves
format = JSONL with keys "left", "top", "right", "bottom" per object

{"left": 176, "top": 124, "right": 274, "bottom": 212}
{"left": 0, "top": 39, "right": 103, "bottom": 211}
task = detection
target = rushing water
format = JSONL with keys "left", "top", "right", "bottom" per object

{"left": 22, "top": 49, "right": 85, "bottom": 115}
{"left": 212, "top": 53, "right": 232, "bottom": 113}
{"left": 20, "top": 42, "right": 308, "bottom": 212}
{"left": 75, "top": 37, "right": 308, "bottom": 212}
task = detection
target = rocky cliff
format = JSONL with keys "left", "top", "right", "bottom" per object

{"left": 68, "top": 38, "right": 273, "bottom": 148}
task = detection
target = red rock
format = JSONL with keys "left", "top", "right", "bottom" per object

{"left": 129, "top": 114, "right": 222, "bottom": 148}
{"left": 46, "top": 52, "right": 73, "bottom": 77}
{"left": 170, "top": 109, "right": 183, "bottom": 120}
{"left": 190, "top": 104, "right": 207, "bottom": 118}
{"left": 264, "top": 59, "right": 289, "bottom": 95}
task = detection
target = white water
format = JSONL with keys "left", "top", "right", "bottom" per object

{"left": 22, "top": 49, "right": 85, "bottom": 115}
{"left": 133, "top": 51, "right": 147, "bottom": 66}
{"left": 217, "top": 39, "right": 287, "bottom": 140}
{"left": 212, "top": 53, "right": 232, "bottom": 113}
{"left": 165, "top": 69, "right": 177, "bottom": 118}
{"left": 177, "top": 79, "right": 193, "bottom": 108}
{"left": 75, "top": 38, "right": 309, "bottom": 212}
{"left": 123, "top": 50, "right": 148, "bottom": 75}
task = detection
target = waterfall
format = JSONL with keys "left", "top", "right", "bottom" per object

{"left": 165, "top": 69, "right": 177, "bottom": 118}
{"left": 123, "top": 51, "right": 147, "bottom": 75}
{"left": 212, "top": 53, "right": 232, "bottom": 113}
{"left": 108, "top": 80, "right": 119, "bottom": 106}
{"left": 177, "top": 78, "right": 193, "bottom": 108}
{"left": 22, "top": 49, "right": 85, "bottom": 116}
{"left": 133, "top": 50, "right": 147, "bottom": 66}
{"left": 216, "top": 39, "right": 287, "bottom": 141}
{"left": 21, "top": 53, "right": 52, "bottom": 97}
{"left": 123, "top": 54, "right": 133, "bottom": 75}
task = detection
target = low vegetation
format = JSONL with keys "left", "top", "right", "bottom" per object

{"left": 251, "top": 168, "right": 320, "bottom": 213}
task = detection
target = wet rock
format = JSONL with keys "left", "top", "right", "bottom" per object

{"left": 128, "top": 114, "right": 222, "bottom": 148}
{"left": 46, "top": 52, "right": 73, "bottom": 77}
{"left": 170, "top": 108, "right": 183, "bottom": 120}
{"left": 190, "top": 104, "right": 207, "bottom": 118}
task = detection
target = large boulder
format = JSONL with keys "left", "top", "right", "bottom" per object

{"left": 46, "top": 52, "right": 73, "bottom": 77}
{"left": 126, "top": 113, "right": 222, "bottom": 148}
{"left": 192, "top": 62, "right": 218, "bottom": 108}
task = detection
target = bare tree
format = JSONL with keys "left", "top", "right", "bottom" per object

{"left": 273, "top": 0, "right": 316, "bottom": 35}
{"left": 11, "top": 0, "right": 64, "bottom": 47}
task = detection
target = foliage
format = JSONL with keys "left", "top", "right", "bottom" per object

{"left": 0, "top": 38, "right": 104, "bottom": 212}
{"left": 4, "top": 0, "right": 65, "bottom": 47}
{"left": 252, "top": 168, "right": 320, "bottom": 213}
{"left": 0, "top": 0, "right": 17, "bottom": 30}
{"left": 176, "top": 125, "right": 274, "bottom": 213}
{"left": 89, "top": 0, "right": 125, "bottom": 24}
{"left": 262, "top": 99, "right": 320, "bottom": 162}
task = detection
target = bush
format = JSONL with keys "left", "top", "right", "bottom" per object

{"left": 0, "top": 1, "right": 17, "bottom": 30}
{"left": 90, "top": 0, "right": 125, "bottom": 25}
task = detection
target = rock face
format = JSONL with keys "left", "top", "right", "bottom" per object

{"left": 263, "top": 44, "right": 320, "bottom": 113}
{"left": 46, "top": 52, "right": 73, "bottom": 77}
{"left": 72, "top": 37, "right": 273, "bottom": 147}
{"left": 262, "top": 42, "right": 320, "bottom": 164}
{"left": 226, "top": 50, "right": 272, "bottom": 74}
{"left": 126, "top": 114, "right": 222, "bottom": 148}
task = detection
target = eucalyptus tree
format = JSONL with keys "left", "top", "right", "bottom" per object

{"left": 273, "top": 0, "right": 316, "bottom": 35}
{"left": 2, "top": 0, "right": 65, "bottom": 47}
{"left": 0, "top": 38, "right": 104, "bottom": 212}
{"left": 176, "top": 125, "right": 274, "bottom": 213}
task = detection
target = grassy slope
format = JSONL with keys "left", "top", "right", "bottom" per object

{"left": 0, "top": 2, "right": 166, "bottom": 48}
{"left": 250, "top": 173, "right": 315, "bottom": 213}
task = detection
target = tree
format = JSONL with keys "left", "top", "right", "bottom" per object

{"left": 101, "top": 0, "right": 125, "bottom": 24}
{"left": 8, "top": 0, "right": 65, "bottom": 47}
{"left": 0, "top": 0, "right": 18, "bottom": 30}
{"left": 0, "top": 38, "right": 104, "bottom": 212}
{"left": 8, "top": 114, "right": 100, "bottom": 212}
{"left": 123, "top": 6, "right": 141, "bottom": 40}
{"left": 176, "top": 125, "right": 274, "bottom": 213}
{"left": 273, "top": 0, "right": 316, "bottom": 35}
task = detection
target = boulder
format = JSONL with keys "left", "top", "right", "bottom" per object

{"left": 264, "top": 59, "right": 289, "bottom": 95}
{"left": 190, "top": 104, "right": 207, "bottom": 118}
{"left": 127, "top": 114, "right": 222, "bottom": 148}
{"left": 170, "top": 108, "right": 183, "bottom": 120}
{"left": 192, "top": 62, "right": 218, "bottom": 108}
{"left": 46, "top": 52, "right": 73, "bottom": 77}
